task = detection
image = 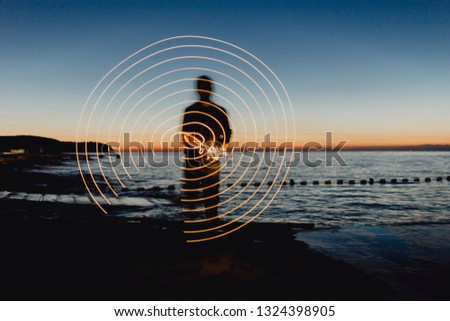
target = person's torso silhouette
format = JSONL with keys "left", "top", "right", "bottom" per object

{"left": 181, "top": 76, "right": 232, "bottom": 219}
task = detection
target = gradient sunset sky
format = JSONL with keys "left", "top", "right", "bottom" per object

{"left": 1, "top": 0, "right": 449, "bottom": 147}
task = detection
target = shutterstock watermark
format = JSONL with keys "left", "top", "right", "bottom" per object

{"left": 100, "top": 132, "right": 348, "bottom": 168}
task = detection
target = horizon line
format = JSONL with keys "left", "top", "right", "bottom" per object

{"left": 1, "top": 135, "right": 450, "bottom": 151}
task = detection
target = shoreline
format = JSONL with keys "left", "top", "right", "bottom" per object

{"left": 0, "top": 155, "right": 448, "bottom": 300}
{"left": 0, "top": 205, "right": 391, "bottom": 300}
{"left": 2, "top": 195, "right": 449, "bottom": 299}
{"left": 297, "top": 224, "right": 450, "bottom": 300}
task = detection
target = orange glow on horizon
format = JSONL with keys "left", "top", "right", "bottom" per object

{"left": 2, "top": 131, "right": 449, "bottom": 150}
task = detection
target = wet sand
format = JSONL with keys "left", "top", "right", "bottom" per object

{"left": 297, "top": 224, "right": 450, "bottom": 300}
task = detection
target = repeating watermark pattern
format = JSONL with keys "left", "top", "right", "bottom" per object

{"left": 102, "top": 132, "right": 348, "bottom": 168}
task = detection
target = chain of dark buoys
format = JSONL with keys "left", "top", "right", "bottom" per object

{"left": 121, "top": 175, "right": 450, "bottom": 192}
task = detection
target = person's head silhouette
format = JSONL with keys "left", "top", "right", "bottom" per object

{"left": 196, "top": 75, "right": 213, "bottom": 102}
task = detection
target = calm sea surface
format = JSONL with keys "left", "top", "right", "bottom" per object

{"left": 42, "top": 151, "right": 450, "bottom": 228}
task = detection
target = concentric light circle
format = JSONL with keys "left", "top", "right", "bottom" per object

{"left": 76, "top": 35, "right": 295, "bottom": 242}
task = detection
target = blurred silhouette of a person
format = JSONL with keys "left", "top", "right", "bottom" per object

{"left": 181, "top": 76, "right": 232, "bottom": 219}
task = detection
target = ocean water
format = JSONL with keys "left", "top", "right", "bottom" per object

{"left": 41, "top": 151, "right": 450, "bottom": 228}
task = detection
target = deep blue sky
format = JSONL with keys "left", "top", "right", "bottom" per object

{"left": 1, "top": 0, "right": 449, "bottom": 145}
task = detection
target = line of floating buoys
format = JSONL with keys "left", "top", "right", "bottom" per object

{"left": 288, "top": 176, "right": 447, "bottom": 186}
{"left": 120, "top": 175, "right": 449, "bottom": 192}
{"left": 286, "top": 176, "right": 448, "bottom": 186}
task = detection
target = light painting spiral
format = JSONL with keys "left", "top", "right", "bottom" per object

{"left": 76, "top": 35, "right": 295, "bottom": 242}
